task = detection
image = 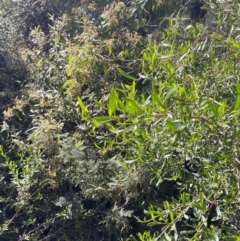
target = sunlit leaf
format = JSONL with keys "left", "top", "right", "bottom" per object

{"left": 108, "top": 89, "right": 119, "bottom": 116}
{"left": 124, "top": 98, "right": 145, "bottom": 114}
{"left": 77, "top": 96, "right": 89, "bottom": 120}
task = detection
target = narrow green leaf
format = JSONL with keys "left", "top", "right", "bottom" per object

{"left": 193, "top": 203, "right": 207, "bottom": 210}
{"left": 164, "top": 85, "right": 178, "bottom": 106}
{"left": 209, "top": 103, "right": 218, "bottom": 117}
{"left": 218, "top": 101, "right": 226, "bottom": 116}
{"left": 169, "top": 211, "right": 174, "bottom": 223}
{"left": 62, "top": 79, "right": 75, "bottom": 89}
{"left": 224, "top": 236, "right": 240, "bottom": 241}
{"left": 166, "top": 119, "right": 177, "bottom": 132}
{"left": 147, "top": 221, "right": 160, "bottom": 227}
{"left": 164, "top": 201, "right": 170, "bottom": 209}
{"left": 108, "top": 89, "right": 118, "bottom": 116}
{"left": 119, "top": 161, "right": 129, "bottom": 170}
{"left": 117, "top": 68, "right": 136, "bottom": 81}
{"left": 93, "top": 116, "right": 114, "bottom": 124}
{"left": 180, "top": 230, "right": 195, "bottom": 235}
{"left": 77, "top": 96, "right": 88, "bottom": 119}
{"left": 151, "top": 87, "right": 165, "bottom": 110}
{"left": 125, "top": 98, "right": 144, "bottom": 114}
{"left": 124, "top": 159, "right": 136, "bottom": 164}
{"left": 235, "top": 83, "right": 240, "bottom": 109}
{"left": 157, "top": 211, "right": 168, "bottom": 223}
{"left": 181, "top": 192, "right": 186, "bottom": 205}
{"left": 200, "top": 192, "right": 203, "bottom": 206}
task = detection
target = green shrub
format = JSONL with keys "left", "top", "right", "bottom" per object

{"left": 1, "top": 0, "right": 240, "bottom": 241}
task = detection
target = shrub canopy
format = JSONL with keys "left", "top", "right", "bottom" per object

{"left": 1, "top": 0, "right": 240, "bottom": 240}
